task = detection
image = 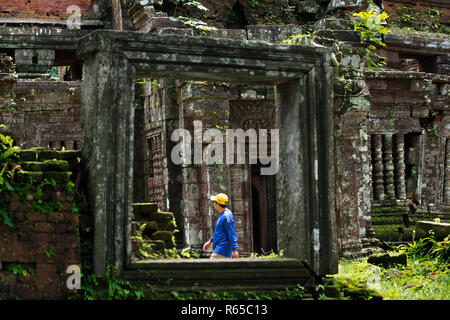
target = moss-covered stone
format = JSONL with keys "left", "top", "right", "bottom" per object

{"left": 372, "top": 224, "right": 403, "bottom": 241}
{"left": 371, "top": 216, "right": 405, "bottom": 225}
{"left": 37, "top": 150, "right": 61, "bottom": 161}
{"left": 148, "top": 240, "right": 166, "bottom": 251}
{"left": 16, "top": 170, "right": 44, "bottom": 182}
{"left": 16, "top": 150, "right": 37, "bottom": 161}
{"left": 152, "top": 231, "right": 175, "bottom": 247}
{"left": 43, "top": 171, "right": 71, "bottom": 184}
{"left": 159, "top": 219, "right": 177, "bottom": 232}
{"left": 43, "top": 159, "right": 70, "bottom": 171}
{"left": 367, "top": 252, "right": 407, "bottom": 268}
{"left": 59, "top": 150, "right": 82, "bottom": 160}
{"left": 149, "top": 211, "right": 175, "bottom": 224}
{"left": 132, "top": 203, "right": 160, "bottom": 220}
{"left": 20, "top": 161, "right": 47, "bottom": 172}
{"left": 415, "top": 221, "right": 450, "bottom": 241}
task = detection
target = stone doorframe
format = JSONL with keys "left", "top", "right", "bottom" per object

{"left": 76, "top": 30, "right": 337, "bottom": 280}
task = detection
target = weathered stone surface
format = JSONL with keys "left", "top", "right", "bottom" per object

{"left": 415, "top": 221, "right": 450, "bottom": 240}
{"left": 77, "top": 30, "right": 336, "bottom": 276}
{"left": 297, "top": 0, "right": 321, "bottom": 14}
{"left": 367, "top": 252, "right": 407, "bottom": 268}
{"left": 132, "top": 202, "right": 158, "bottom": 214}
{"left": 246, "top": 25, "right": 304, "bottom": 42}
{"left": 151, "top": 230, "right": 174, "bottom": 242}
{"left": 328, "top": 0, "right": 362, "bottom": 11}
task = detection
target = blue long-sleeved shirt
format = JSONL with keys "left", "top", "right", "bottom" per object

{"left": 209, "top": 208, "right": 238, "bottom": 257}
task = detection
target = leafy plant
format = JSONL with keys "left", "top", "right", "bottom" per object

{"left": 0, "top": 128, "right": 20, "bottom": 227}
{"left": 6, "top": 263, "right": 34, "bottom": 277}
{"left": 352, "top": 10, "right": 391, "bottom": 71}
{"left": 74, "top": 265, "right": 145, "bottom": 300}
{"left": 392, "top": 5, "right": 449, "bottom": 35}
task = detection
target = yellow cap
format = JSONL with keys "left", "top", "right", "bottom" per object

{"left": 210, "top": 193, "right": 228, "bottom": 205}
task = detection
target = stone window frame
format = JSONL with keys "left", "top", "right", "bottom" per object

{"left": 77, "top": 30, "right": 337, "bottom": 285}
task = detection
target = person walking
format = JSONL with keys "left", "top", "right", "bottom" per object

{"left": 203, "top": 193, "right": 239, "bottom": 259}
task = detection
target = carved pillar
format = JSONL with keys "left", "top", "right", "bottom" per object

{"left": 372, "top": 134, "right": 385, "bottom": 200}
{"left": 394, "top": 133, "right": 407, "bottom": 200}
{"left": 383, "top": 133, "right": 396, "bottom": 200}
{"left": 444, "top": 139, "right": 450, "bottom": 203}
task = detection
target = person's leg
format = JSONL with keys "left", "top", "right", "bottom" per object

{"left": 210, "top": 253, "right": 230, "bottom": 259}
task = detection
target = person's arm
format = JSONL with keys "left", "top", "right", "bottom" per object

{"left": 225, "top": 216, "right": 239, "bottom": 257}
{"left": 203, "top": 237, "right": 213, "bottom": 252}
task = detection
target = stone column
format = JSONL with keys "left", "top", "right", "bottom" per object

{"left": 383, "top": 134, "right": 396, "bottom": 200}
{"left": 372, "top": 134, "right": 385, "bottom": 200}
{"left": 444, "top": 139, "right": 450, "bottom": 203}
{"left": 394, "top": 134, "right": 407, "bottom": 200}
{"left": 80, "top": 51, "right": 136, "bottom": 276}
{"left": 64, "top": 141, "right": 75, "bottom": 150}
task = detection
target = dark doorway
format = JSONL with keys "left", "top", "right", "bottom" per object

{"left": 251, "top": 164, "right": 277, "bottom": 254}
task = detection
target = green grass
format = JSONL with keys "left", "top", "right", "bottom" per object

{"left": 333, "top": 237, "right": 449, "bottom": 300}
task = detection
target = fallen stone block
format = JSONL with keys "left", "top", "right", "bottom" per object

{"left": 415, "top": 221, "right": 450, "bottom": 241}
{"left": 367, "top": 252, "right": 407, "bottom": 268}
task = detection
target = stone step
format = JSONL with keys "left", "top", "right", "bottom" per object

{"left": 132, "top": 202, "right": 158, "bottom": 214}
{"left": 20, "top": 159, "right": 69, "bottom": 172}
{"left": 122, "top": 258, "right": 314, "bottom": 290}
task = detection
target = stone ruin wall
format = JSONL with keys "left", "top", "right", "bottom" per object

{"left": 0, "top": 0, "right": 448, "bottom": 261}
{"left": 0, "top": 80, "right": 81, "bottom": 150}
{"left": 0, "top": 148, "right": 81, "bottom": 300}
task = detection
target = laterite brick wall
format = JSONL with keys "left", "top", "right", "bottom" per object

{"left": 0, "top": 0, "right": 102, "bottom": 19}
{"left": 0, "top": 148, "right": 81, "bottom": 299}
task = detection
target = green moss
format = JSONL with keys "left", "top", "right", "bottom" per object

{"left": 16, "top": 150, "right": 37, "bottom": 161}
{"left": 43, "top": 159, "right": 70, "bottom": 171}
{"left": 17, "top": 170, "right": 44, "bottom": 182}
{"left": 132, "top": 203, "right": 158, "bottom": 214}
{"left": 372, "top": 224, "right": 403, "bottom": 241}
{"left": 371, "top": 216, "right": 404, "bottom": 225}
{"left": 37, "top": 150, "right": 61, "bottom": 161}
{"left": 43, "top": 171, "right": 71, "bottom": 184}
{"left": 60, "top": 150, "right": 82, "bottom": 160}
{"left": 371, "top": 206, "right": 408, "bottom": 213}
{"left": 20, "top": 161, "right": 47, "bottom": 172}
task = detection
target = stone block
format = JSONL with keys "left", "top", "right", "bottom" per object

{"left": 157, "top": 27, "right": 193, "bottom": 36}
{"left": 195, "top": 28, "right": 247, "bottom": 40}
{"left": 16, "top": 150, "right": 37, "bottom": 161}
{"left": 313, "top": 18, "right": 353, "bottom": 31}
{"left": 146, "top": 16, "right": 189, "bottom": 33}
{"left": 410, "top": 79, "right": 433, "bottom": 92}
{"left": 298, "top": 0, "right": 320, "bottom": 14}
{"left": 367, "top": 252, "right": 407, "bottom": 268}
{"left": 149, "top": 240, "right": 165, "bottom": 251}
{"left": 415, "top": 221, "right": 450, "bottom": 241}
{"left": 328, "top": 0, "right": 362, "bottom": 11}
{"left": 37, "top": 150, "right": 61, "bottom": 161}
{"left": 132, "top": 202, "right": 158, "bottom": 215}
{"left": 150, "top": 211, "right": 175, "bottom": 224}
{"left": 43, "top": 160, "right": 69, "bottom": 171}
{"left": 246, "top": 25, "right": 304, "bottom": 42}
{"left": 43, "top": 171, "right": 71, "bottom": 184}
{"left": 20, "top": 161, "right": 47, "bottom": 172}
